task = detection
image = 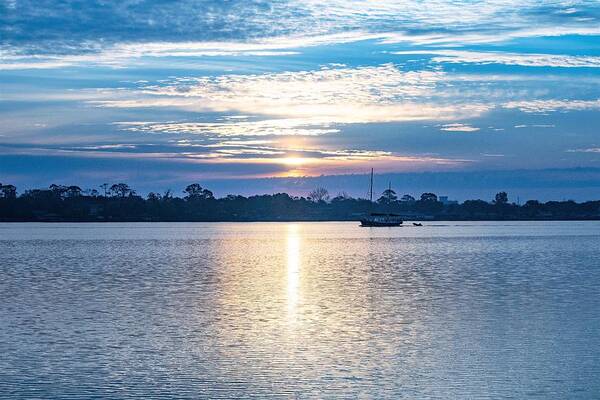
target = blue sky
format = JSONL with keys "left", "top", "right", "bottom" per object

{"left": 1, "top": 0, "right": 600, "bottom": 199}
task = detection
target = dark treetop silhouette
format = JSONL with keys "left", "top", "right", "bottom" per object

{"left": 1, "top": 183, "right": 599, "bottom": 222}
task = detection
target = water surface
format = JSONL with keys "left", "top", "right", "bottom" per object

{"left": 1, "top": 222, "right": 599, "bottom": 398}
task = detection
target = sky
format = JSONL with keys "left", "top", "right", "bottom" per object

{"left": 1, "top": 0, "right": 600, "bottom": 200}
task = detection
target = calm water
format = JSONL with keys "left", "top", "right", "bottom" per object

{"left": 1, "top": 221, "right": 599, "bottom": 399}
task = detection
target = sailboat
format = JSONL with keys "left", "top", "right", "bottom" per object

{"left": 359, "top": 169, "right": 403, "bottom": 227}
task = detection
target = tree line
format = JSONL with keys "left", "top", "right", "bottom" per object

{"left": 1, "top": 182, "right": 599, "bottom": 222}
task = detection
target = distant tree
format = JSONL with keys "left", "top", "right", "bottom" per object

{"left": 184, "top": 184, "right": 214, "bottom": 200}
{"left": 88, "top": 189, "right": 99, "bottom": 197}
{"left": 462, "top": 199, "right": 491, "bottom": 214}
{"left": 224, "top": 194, "right": 240, "bottom": 201}
{"left": 2, "top": 180, "right": 600, "bottom": 223}
{"left": 184, "top": 184, "right": 201, "bottom": 198}
{"left": 420, "top": 192, "right": 438, "bottom": 202}
{"left": 21, "top": 189, "right": 47, "bottom": 200}
{"left": 400, "top": 194, "right": 415, "bottom": 202}
{"left": 110, "top": 183, "right": 134, "bottom": 198}
{"left": 494, "top": 191, "right": 508, "bottom": 205}
{"left": 147, "top": 192, "right": 162, "bottom": 201}
{"left": 49, "top": 184, "right": 67, "bottom": 198}
{"left": 308, "top": 187, "right": 329, "bottom": 202}
{"left": 331, "top": 192, "right": 352, "bottom": 203}
{"left": 99, "top": 183, "right": 109, "bottom": 197}
{"left": 66, "top": 186, "right": 82, "bottom": 198}
{"left": 377, "top": 187, "right": 397, "bottom": 204}
{"left": 524, "top": 200, "right": 540, "bottom": 207}
{"left": 0, "top": 184, "right": 17, "bottom": 199}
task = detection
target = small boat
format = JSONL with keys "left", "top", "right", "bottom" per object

{"left": 361, "top": 213, "right": 403, "bottom": 227}
{"left": 359, "top": 169, "right": 403, "bottom": 227}
{"left": 413, "top": 222, "right": 423, "bottom": 226}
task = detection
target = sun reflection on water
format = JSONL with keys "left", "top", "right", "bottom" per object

{"left": 286, "top": 224, "right": 301, "bottom": 318}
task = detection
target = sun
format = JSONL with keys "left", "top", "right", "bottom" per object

{"left": 278, "top": 157, "right": 312, "bottom": 166}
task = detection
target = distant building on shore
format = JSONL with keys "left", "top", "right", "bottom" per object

{"left": 439, "top": 196, "right": 458, "bottom": 205}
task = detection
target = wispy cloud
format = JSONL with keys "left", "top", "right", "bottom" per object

{"left": 482, "top": 153, "right": 505, "bottom": 157}
{"left": 381, "top": 25, "right": 600, "bottom": 47}
{"left": 440, "top": 123, "right": 480, "bottom": 132}
{"left": 116, "top": 119, "right": 340, "bottom": 137}
{"left": 0, "top": 44, "right": 302, "bottom": 70}
{"left": 93, "top": 64, "right": 489, "bottom": 124}
{"left": 393, "top": 50, "right": 600, "bottom": 68}
{"left": 504, "top": 99, "right": 600, "bottom": 113}
{"left": 567, "top": 147, "right": 600, "bottom": 153}
{"left": 513, "top": 124, "right": 555, "bottom": 128}
{"left": 1, "top": 139, "right": 471, "bottom": 178}
{"left": 4, "top": 0, "right": 600, "bottom": 63}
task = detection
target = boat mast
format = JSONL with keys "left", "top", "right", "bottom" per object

{"left": 369, "top": 168, "right": 373, "bottom": 203}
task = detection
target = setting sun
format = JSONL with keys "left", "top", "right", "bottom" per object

{"left": 278, "top": 157, "right": 313, "bottom": 166}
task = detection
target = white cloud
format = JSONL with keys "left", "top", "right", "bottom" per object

{"left": 298, "top": 0, "right": 597, "bottom": 32}
{"left": 0, "top": 31, "right": 383, "bottom": 70}
{"left": 0, "top": 48, "right": 301, "bottom": 70}
{"left": 440, "top": 123, "right": 480, "bottom": 132}
{"left": 504, "top": 99, "right": 600, "bottom": 113}
{"left": 74, "top": 144, "right": 138, "bottom": 150}
{"left": 0, "top": 61, "right": 74, "bottom": 70}
{"left": 116, "top": 119, "right": 340, "bottom": 137}
{"left": 567, "top": 147, "right": 600, "bottom": 153}
{"left": 482, "top": 153, "right": 505, "bottom": 157}
{"left": 393, "top": 50, "right": 600, "bottom": 68}
{"left": 95, "top": 64, "right": 490, "bottom": 124}
{"left": 381, "top": 25, "right": 600, "bottom": 47}
{"left": 513, "top": 124, "right": 555, "bottom": 128}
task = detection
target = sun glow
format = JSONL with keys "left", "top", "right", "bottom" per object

{"left": 279, "top": 156, "right": 313, "bottom": 166}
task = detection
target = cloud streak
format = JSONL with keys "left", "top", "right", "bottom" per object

{"left": 504, "top": 99, "right": 600, "bottom": 113}
{"left": 393, "top": 50, "right": 600, "bottom": 68}
{"left": 567, "top": 147, "right": 600, "bottom": 153}
{"left": 440, "top": 123, "right": 480, "bottom": 132}
{"left": 0, "top": 139, "right": 471, "bottom": 178}
{"left": 116, "top": 119, "right": 340, "bottom": 137}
